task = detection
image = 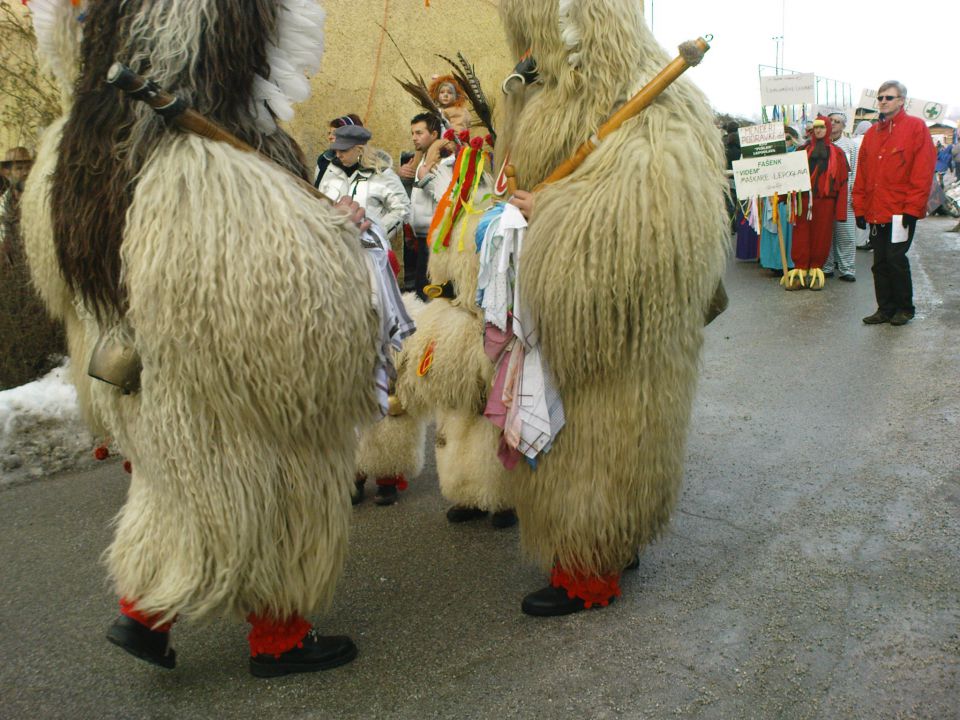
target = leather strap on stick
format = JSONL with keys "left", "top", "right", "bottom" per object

{"left": 106, "top": 63, "right": 333, "bottom": 205}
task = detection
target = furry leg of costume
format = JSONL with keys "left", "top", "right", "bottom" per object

{"left": 395, "top": 208, "right": 514, "bottom": 523}
{"left": 354, "top": 295, "right": 428, "bottom": 506}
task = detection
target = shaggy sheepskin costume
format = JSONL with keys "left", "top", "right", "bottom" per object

{"left": 496, "top": 0, "right": 728, "bottom": 611}
{"left": 355, "top": 294, "right": 428, "bottom": 503}
{"left": 394, "top": 208, "right": 514, "bottom": 520}
{"left": 20, "top": 0, "right": 381, "bottom": 674}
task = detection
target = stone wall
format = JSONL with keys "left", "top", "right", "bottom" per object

{"left": 289, "top": 0, "right": 510, "bottom": 165}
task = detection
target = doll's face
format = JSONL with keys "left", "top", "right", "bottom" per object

{"left": 437, "top": 84, "right": 456, "bottom": 107}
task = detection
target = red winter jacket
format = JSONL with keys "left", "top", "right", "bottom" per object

{"left": 852, "top": 109, "right": 936, "bottom": 223}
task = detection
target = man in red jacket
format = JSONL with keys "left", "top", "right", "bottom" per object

{"left": 853, "top": 80, "right": 936, "bottom": 326}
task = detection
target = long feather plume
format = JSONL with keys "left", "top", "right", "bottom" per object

{"left": 378, "top": 23, "right": 445, "bottom": 124}
{"left": 437, "top": 52, "right": 496, "bottom": 141}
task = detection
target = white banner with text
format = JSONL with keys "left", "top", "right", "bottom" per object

{"left": 732, "top": 152, "right": 811, "bottom": 198}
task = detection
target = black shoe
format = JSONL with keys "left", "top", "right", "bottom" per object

{"left": 823, "top": 271, "right": 835, "bottom": 278}
{"left": 624, "top": 554, "right": 640, "bottom": 571}
{"left": 351, "top": 475, "right": 366, "bottom": 506}
{"left": 889, "top": 311, "right": 912, "bottom": 326}
{"left": 862, "top": 311, "right": 891, "bottom": 325}
{"left": 373, "top": 484, "right": 398, "bottom": 506}
{"left": 106, "top": 615, "right": 176, "bottom": 669}
{"left": 249, "top": 631, "right": 357, "bottom": 678}
{"left": 445, "top": 505, "right": 489, "bottom": 523}
{"left": 520, "top": 585, "right": 615, "bottom": 617}
{"left": 858, "top": 243, "right": 873, "bottom": 251}
{"left": 838, "top": 274, "right": 856, "bottom": 282}
{"left": 490, "top": 509, "right": 517, "bottom": 529}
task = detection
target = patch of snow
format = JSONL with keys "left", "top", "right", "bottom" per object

{"left": 0, "top": 361, "right": 95, "bottom": 486}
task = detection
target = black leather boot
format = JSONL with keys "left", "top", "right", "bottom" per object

{"left": 521, "top": 585, "right": 589, "bottom": 617}
{"left": 249, "top": 631, "right": 357, "bottom": 678}
{"left": 490, "top": 509, "right": 518, "bottom": 529}
{"left": 106, "top": 615, "right": 176, "bottom": 669}
{"left": 445, "top": 505, "right": 488, "bottom": 523}
{"left": 373, "top": 484, "right": 398, "bottom": 506}
{"left": 351, "top": 475, "right": 366, "bottom": 506}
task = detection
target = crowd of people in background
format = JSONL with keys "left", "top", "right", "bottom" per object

{"left": 724, "top": 80, "right": 944, "bottom": 326}
{"left": 309, "top": 75, "right": 479, "bottom": 305}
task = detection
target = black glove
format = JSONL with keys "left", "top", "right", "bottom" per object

{"left": 855, "top": 216, "right": 866, "bottom": 230}
{"left": 901, "top": 214, "right": 917, "bottom": 230}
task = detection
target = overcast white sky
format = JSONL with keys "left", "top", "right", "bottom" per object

{"left": 643, "top": 0, "right": 958, "bottom": 122}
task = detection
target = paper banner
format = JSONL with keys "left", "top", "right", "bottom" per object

{"left": 760, "top": 73, "right": 815, "bottom": 107}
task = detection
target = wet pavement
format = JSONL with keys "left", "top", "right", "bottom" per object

{"left": 1, "top": 216, "right": 958, "bottom": 719}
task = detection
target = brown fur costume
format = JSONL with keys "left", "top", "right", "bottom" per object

{"left": 21, "top": 0, "right": 379, "bottom": 625}
{"left": 496, "top": 0, "right": 728, "bottom": 576}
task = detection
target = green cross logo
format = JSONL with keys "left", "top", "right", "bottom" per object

{"left": 924, "top": 103, "right": 943, "bottom": 119}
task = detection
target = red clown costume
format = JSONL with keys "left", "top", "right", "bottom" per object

{"left": 790, "top": 115, "right": 849, "bottom": 290}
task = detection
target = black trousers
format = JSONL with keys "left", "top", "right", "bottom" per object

{"left": 403, "top": 235, "right": 431, "bottom": 299}
{"left": 870, "top": 222, "right": 915, "bottom": 317}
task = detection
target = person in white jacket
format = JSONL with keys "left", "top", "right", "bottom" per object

{"left": 317, "top": 125, "right": 410, "bottom": 248}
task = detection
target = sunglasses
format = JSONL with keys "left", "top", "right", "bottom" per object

{"left": 877, "top": 95, "right": 900, "bottom": 101}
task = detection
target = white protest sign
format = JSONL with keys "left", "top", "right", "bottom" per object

{"left": 760, "top": 73, "right": 815, "bottom": 107}
{"left": 732, "top": 152, "right": 811, "bottom": 198}
{"left": 739, "top": 122, "right": 786, "bottom": 146}
{"left": 858, "top": 88, "right": 879, "bottom": 110}
{"left": 858, "top": 88, "right": 947, "bottom": 122}
{"left": 908, "top": 98, "right": 947, "bottom": 122}
{"left": 738, "top": 122, "right": 787, "bottom": 157}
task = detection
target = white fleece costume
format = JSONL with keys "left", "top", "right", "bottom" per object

{"left": 492, "top": 0, "right": 728, "bottom": 603}
{"left": 20, "top": 0, "right": 381, "bottom": 644}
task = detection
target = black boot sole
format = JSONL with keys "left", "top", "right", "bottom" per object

{"left": 249, "top": 643, "right": 358, "bottom": 678}
{"left": 521, "top": 585, "right": 616, "bottom": 617}
{"left": 106, "top": 621, "right": 176, "bottom": 669}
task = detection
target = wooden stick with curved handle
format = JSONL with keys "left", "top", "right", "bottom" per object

{"left": 504, "top": 36, "right": 711, "bottom": 193}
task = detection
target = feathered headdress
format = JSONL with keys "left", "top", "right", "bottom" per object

{"left": 24, "top": 0, "right": 87, "bottom": 104}
{"left": 251, "top": 0, "right": 326, "bottom": 132}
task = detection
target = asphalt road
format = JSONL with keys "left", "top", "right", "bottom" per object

{"left": 2, "top": 217, "right": 958, "bottom": 720}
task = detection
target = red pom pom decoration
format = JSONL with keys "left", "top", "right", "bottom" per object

{"left": 484, "top": 134, "right": 495, "bottom": 147}
{"left": 123, "top": 461, "right": 132, "bottom": 474}
{"left": 457, "top": 129, "right": 471, "bottom": 143}
{"left": 94, "top": 445, "right": 109, "bottom": 461}
{"left": 550, "top": 565, "right": 622, "bottom": 608}
{"left": 442, "top": 128, "right": 456, "bottom": 141}
{"left": 247, "top": 613, "right": 312, "bottom": 658}
{"left": 469, "top": 136, "right": 484, "bottom": 150}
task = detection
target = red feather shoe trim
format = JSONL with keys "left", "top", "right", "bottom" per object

{"left": 247, "top": 613, "right": 312, "bottom": 658}
{"left": 550, "top": 566, "right": 622, "bottom": 609}
{"left": 119, "top": 597, "right": 174, "bottom": 632}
